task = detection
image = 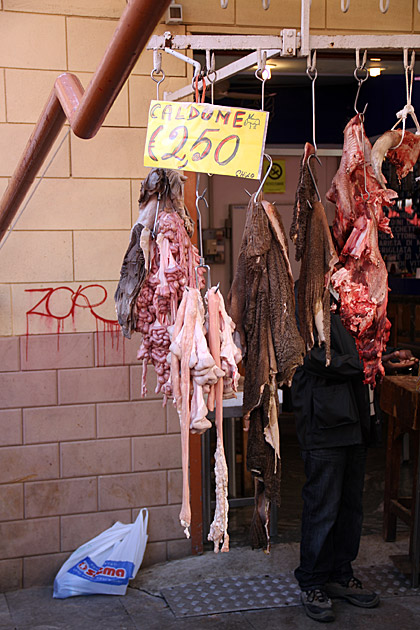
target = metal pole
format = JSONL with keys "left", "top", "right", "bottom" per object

{"left": 300, "top": 0, "right": 311, "bottom": 58}
{"left": 0, "top": 0, "right": 171, "bottom": 244}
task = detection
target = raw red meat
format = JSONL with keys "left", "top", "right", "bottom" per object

{"left": 327, "top": 115, "right": 397, "bottom": 386}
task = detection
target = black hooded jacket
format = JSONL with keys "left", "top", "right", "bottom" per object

{"left": 291, "top": 303, "right": 382, "bottom": 450}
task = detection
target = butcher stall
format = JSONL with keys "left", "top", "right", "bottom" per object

{"left": 0, "top": 0, "right": 420, "bottom": 594}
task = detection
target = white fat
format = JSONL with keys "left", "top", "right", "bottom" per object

{"left": 314, "top": 301, "right": 325, "bottom": 344}
{"left": 139, "top": 226, "right": 151, "bottom": 270}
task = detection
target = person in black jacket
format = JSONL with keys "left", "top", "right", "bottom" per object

{"left": 291, "top": 294, "right": 418, "bottom": 623}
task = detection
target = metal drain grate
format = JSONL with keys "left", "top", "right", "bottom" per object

{"left": 161, "top": 565, "right": 420, "bottom": 618}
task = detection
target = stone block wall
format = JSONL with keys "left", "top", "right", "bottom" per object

{"left": 0, "top": 331, "right": 187, "bottom": 591}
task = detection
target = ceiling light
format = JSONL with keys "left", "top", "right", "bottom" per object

{"left": 368, "top": 67, "right": 382, "bottom": 77}
{"left": 370, "top": 57, "right": 381, "bottom": 62}
{"left": 262, "top": 65, "right": 272, "bottom": 80}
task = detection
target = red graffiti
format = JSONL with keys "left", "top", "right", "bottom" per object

{"left": 25, "top": 284, "right": 123, "bottom": 365}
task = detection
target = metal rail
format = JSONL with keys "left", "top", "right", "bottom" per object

{"left": 151, "top": 30, "right": 420, "bottom": 103}
{"left": 0, "top": 0, "right": 171, "bottom": 243}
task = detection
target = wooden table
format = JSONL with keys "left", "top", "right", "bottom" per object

{"left": 380, "top": 375, "right": 420, "bottom": 587}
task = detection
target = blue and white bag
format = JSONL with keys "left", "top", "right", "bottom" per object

{"left": 53, "top": 508, "right": 148, "bottom": 598}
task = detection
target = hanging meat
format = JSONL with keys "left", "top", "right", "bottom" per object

{"left": 206, "top": 287, "right": 236, "bottom": 553}
{"left": 115, "top": 168, "right": 195, "bottom": 339}
{"left": 135, "top": 210, "right": 205, "bottom": 400}
{"left": 170, "top": 286, "right": 241, "bottom": 542}
{"left": 228, "top": 193, "right": 305, "bottom": 551}
{"left": 371, "top": 129, "right": 420, "bottom": 188}
{"left": 326, "top": 114, "right": 397, "bottom": 385}
{"left": 115, "top": 168, "right": 203, "bottom": 401}
{"left": 290, "top": 143, "right": 339, "bottom": 365}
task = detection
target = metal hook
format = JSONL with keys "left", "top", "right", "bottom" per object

{"left": 152, "top": 192, "right": 162, "bottom": 239}
{"left": 255, "top": 154, "right": 273, "bottom": 199}
{"left": 306, "top": 50, "right": 317, "bottom": 77}
{"left": 341, "top": 0, "right": 350, "bottom": 12}
{"left": 307, "top": 154, "right": 322, "bottom": 203}
{"left": 220, "top": 0, "right": 228, "bottom": 7}
{"left": 358, "top": 116, "right": 371, "bottom": 201}
{"left": 205, "top": 51, "right": 217, "bottom": 105}
{"left": 262, "top": 0, "right": 270, "bottom": 9}
{"left": 353, "top": 49, "right": 369, "bottom": 116}
{"left": 150, "top": 68, "right": 166, "bottom": 100}
{"left": 256, "top": 49, "right": 267, "bottom": 73}
{"left": 153, "top": 50, "right": 162, "bottom": 74}
{"left": 355, "top": 48, "right": 367, "bottom": 73}
{"left": 307, "top": 51, "right": 318, "bottom": 153}
{"left": 195, "top": 174, "right": 211, "bottom": 290}
{"left": 255, "top": 51, "right": 268, "bottom": 111}
{"left": 379, "top": 0, "right": 389, "bottom": 13}
{"left": 404, "top": 48, "right": 415, "bottom": 72}
{"left": 195, "top": 174, "right": 209, "bottom": 260}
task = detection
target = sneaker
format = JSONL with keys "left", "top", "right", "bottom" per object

{"left": 300, "top": 588, "right": 335, "bottom": 622}
{"left": 325, "top": 577, "right": 379, "bottom": 608}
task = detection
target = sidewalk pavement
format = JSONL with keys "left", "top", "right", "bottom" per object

{"left": 1, "top": 534, "right": 419, "bottom": 629}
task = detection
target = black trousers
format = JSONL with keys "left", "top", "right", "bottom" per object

{"left": 295, "top": 444, "right": 368, "bottom": 590}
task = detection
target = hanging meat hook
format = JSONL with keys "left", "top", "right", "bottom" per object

{"left": 220, "top": 0, "right": 228, "bottom": 8}
{"left": 262, "top": 0, "right": 270, "bottom": 9}
{"left": 255, "top": 154, "right": 273, "bottom": 200}
{"left": 353, "top": 50, "right": 370, "bottom": 200}
{"left": 255, "top": 50, "right": 268, "bottom": 111}
{"left": 341, "top": 0, "right": 350, "bottom": 12}
{"left": 306, "top": 50, "right": 318, "bottom": 154}
{"left": 150, "top": 50, "right": 166, "bottom": 100}
{"left": 195, "top": 174, "right": 211, "bottom": 290}
{"left": 379, "top": 0, "right": 390, "bottom": 13}
{"left": 307, "top": 154, "right": 322, "bottom": 204}
{"left": 205, "top": 50, "right": 217, "bottom": 105}
{"left": 152, "top": 193, "right": 162, "bottom": 240}
{"left": 353, "top": 49, "right": 368, "bottom": 116}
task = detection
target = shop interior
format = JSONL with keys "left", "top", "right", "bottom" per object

{"left": 193, "top": 51, "right": 420, "bottom": 549}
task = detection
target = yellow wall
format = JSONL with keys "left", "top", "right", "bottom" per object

{"left": 0, "top": 0, "right": 419, "bottom": 335}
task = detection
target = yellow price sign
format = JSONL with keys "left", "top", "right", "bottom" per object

{"left": 144, "top": 100, "right": 269, "bottom": 179}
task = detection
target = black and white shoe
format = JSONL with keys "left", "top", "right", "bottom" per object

{"left": 325, "top": 576, "right": 379, "bottom": 608}
{"left": 300, "top": 588, "right": 335, "bottom": 622}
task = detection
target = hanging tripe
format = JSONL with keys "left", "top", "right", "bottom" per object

{"left": 114, "top": 167, "right": 203, "bottom": 403}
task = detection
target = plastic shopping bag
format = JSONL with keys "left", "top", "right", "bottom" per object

{"left": 53, "top": 508, "right": 148, "bottom": 598}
